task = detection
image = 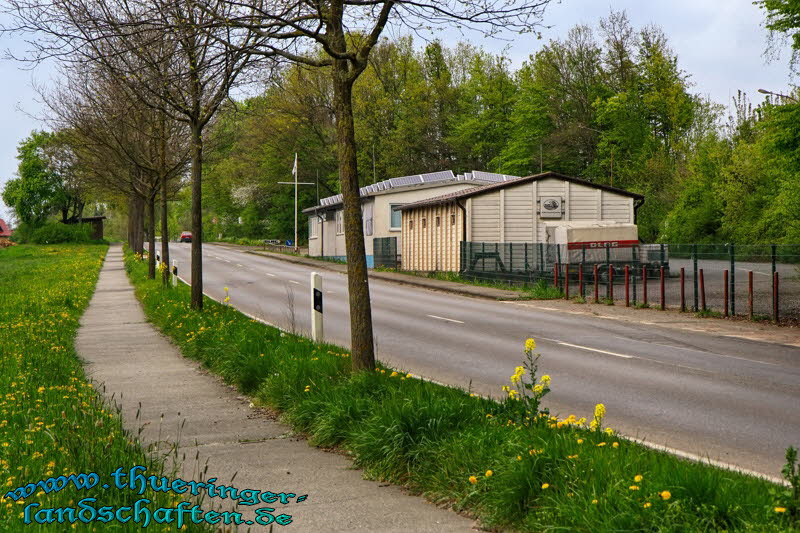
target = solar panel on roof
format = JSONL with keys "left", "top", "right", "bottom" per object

{"left": 421, "top": 170, "right": 455, "bottom": 183}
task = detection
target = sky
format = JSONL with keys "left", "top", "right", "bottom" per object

{"left": 0, "top": 0, "right": 795, "bottom": 223}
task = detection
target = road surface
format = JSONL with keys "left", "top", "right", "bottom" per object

{"left": 164, "top": 243, "right": 800, "bottom": 478}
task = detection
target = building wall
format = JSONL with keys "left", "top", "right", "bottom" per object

{"left": 402, "top": 177, "right": 637, "bottom": 272}
{"left": 401, "top": 202, "right": 462, "bottom": 272}
{"left": 308, "top": 182, "right": 479, "bottom": 265}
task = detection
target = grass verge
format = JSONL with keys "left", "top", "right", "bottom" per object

{"left": 126, "top": 249, "right": 797, "bottom": 532}
{"left": 0, "top": 244, "right": 208, "bottom": 531}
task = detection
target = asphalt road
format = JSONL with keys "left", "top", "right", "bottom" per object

{"left": 164, "top": 243, "right": 800, "bottom": 478}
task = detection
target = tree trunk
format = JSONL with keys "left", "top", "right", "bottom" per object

{"left": 160, "top": 119, "right": 170, "bottom": 286}
{"left": 147, "top": 193, "right": 156, "bottom": 279}
{"left": 332, "top": 64, "right": 375, "bottom": 371}
{"left": 129, "top": 192, "right": 145, "bottom": 255}
{"left": 190, "top": 120, "right": 204, "bottom": 310}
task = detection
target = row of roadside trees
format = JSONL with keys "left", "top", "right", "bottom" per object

{"left": 3, "top": 0, "right": 555, "bottom": 371}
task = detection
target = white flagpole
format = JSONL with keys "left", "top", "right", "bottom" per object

{"left": 293, "top": 153, "right": 298, "bottom": 252}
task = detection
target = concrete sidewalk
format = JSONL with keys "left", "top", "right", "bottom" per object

{"left": 76, "top": 245, "right": 476, "bottom": 532}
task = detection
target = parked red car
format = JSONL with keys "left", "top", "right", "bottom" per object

{"left": 179, "top": 231, "right": 192, "bottom": 243}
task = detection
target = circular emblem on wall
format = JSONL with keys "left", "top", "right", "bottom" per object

{"left": 543, "top": 199, "right": 560, "bottom": 210}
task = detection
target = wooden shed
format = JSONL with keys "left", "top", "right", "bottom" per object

{"left": 398, "top": 171, "right": 645, "bottom": 272}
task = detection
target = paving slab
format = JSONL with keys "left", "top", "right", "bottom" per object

{"left": 76, "top": 245, "right": 477, "bottom": 532}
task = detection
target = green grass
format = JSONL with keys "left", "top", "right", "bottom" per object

{"left": 378, "top": 269, "right": 567, "bottom": 300}
{"left": 125, "top": 249, "right": 797, "bottom": 532}
{"left": 0, "top": 244, "right": 208, "bottom": 531}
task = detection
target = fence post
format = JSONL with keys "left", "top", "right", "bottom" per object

{"left": 608, "top": 264, "right": 614, "bottom": 301}
{"left": 771, "top": 244, "right": 777, "bottom": 280}
{"left": 660, "top": 243, "right": 665, "bottom": 267}
{"left": 729, "top": 243, "right": 736, "bottom": 316}
{"left": 660, "top": 266, "right": 665, "bottom": 310}
{"left": 632, "top": 246, "right": 638, "bottom": 304}
{"left": 579, "top": 262, "right": 584, "bottom": 299}
{"left": 605, "top": 246, "right": 611, "bottom": 298}
{"left": 692, "top": 244, "right": 698, "bottom": 312}
{"left": 594, "top": 264, "right": 599, "bottom": 303}
{"left": 680, "top": 268, "right": 685, "bottom": 312}
{"left": 748, "top": 270, "right": 753, "bottom": 320}
{"left": 564, "top": 264, "right": 570, "bottom": 299}
{"left": 625, "top": 265, "right": 630, "bottom": 307}
{"left": 723, "top": 270, "right": 729, "bottom": 318}
{"left": 773, "top": 272, "right": 779, "bottom": 324}
{"left": 582, "top": 244, "right": 586, "bottom": 268}
{"left": 642, "top": 265, "right": 648, "bottom": 306}
{"left": 554, "top": 262, "right": 559, "bottom": 288}
{"left": 700, "top": 268, "right": 706, "bottom": 312}
{"left": 524, "top": 242, "right": 528, "bottom": 271}
{"left": 311, "top": 272, "right": 323, "bottom": 342}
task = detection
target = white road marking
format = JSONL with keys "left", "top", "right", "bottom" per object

{"left": 542, "top": 338, "right": 634, "bottom": 359}
{"left": 237, "top": 263, "right": 244, "bottom": 267}
{"left": 264, "top": 273, "right": 276, "bottom": 277}
{"left": 222, "top": 259, "right": 231, "bottom": 263}
{"left": 326, "top": 291, "right": 335, "bottom": 294}
{"left": 288, "top": 280, "right": 300, "bottom": 285}
{"left": 426, "top": 314, "right": 464, "bottom": 324}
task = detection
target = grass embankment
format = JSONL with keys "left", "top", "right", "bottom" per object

{"left": 126, "top": 250, "right": 797, "bottom": 532}
{"left": 375, "top": 268, "right": 565, "bottom": 299}
{"left": 0, "top": 244, "right": 207, "bottom": 531}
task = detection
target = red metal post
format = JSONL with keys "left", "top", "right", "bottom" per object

{"left": 723, "top": 270, "right": 729, "bottom": 318}
{"left": 594, "top": 264, "right": 599, "bottom": 303}
{"left": 624, "top": 265, "right": 630, "bottom": 307}
{"left": 660, "top": 266, "right": 665, "bottom": 310}
{"left": 564, "top": 264, "right": 570, "bottom": 299}
{"left": 579, "top": 262, "right": 584, "bottom": 298}
{"left": 748, "top": 270, "right": 753, "bottom": 320}
{"left": 773, "top": 272, "right": 779, "bottom": 324}
{"left": 680, "top": 267, "right": 686, "bottom": 312}
{"left": 554, "top": 262, "right": 559, "bottom": 288}
{"left": 609, "top": 265, "right": 614, "bottom": 301}
{"left": 642, "top": 265, "right": 648, "bottom": 306}
{"left": 699, "top": 268, "right": 706, "bottom": 311}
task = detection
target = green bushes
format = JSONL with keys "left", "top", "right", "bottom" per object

{"left": 12, "top": 221, "right": 96, "bottom": 244}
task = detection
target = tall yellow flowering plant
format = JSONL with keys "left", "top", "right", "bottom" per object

{"left": 502, "top": 338, "right": 551, "bottom": 425}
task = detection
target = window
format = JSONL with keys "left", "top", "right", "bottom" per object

{"left": 363, "top": 202, "right": 373, "bottom": 236}
{"left": 390, "top": 204, "right": 405, "bottom": 230}
{"left": 336, "top": 210, "right": 344, "bottom": 235}
{"left": 309, "top": 216, "right": 318, "bottom": 238}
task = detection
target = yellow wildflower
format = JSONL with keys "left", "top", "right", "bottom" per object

{"left": 576, "top": 439, "right": 584, "bottom": 444}
{"left": 469, "top": 476, "right": 478, "bottom": 485}
{"left": 591, "top": 499, "right": 598, "bottom": 504}
{"left": 597, "top": 442, "right": 606, "bottom": 447}
{"left": 485, "top": 470, "right": 493, "bottom": 477}
{"left": 540, "top": 374, "right": 551, "bottom": 386}
{"left": 634, "top": 474, "right": 643, "bottom": 483}
{"left": 594, "top": 403, "right": 606, "bottom": 418}
{"left": 390, "top": 371, "right": 398, "bottom": 377}
{"left": 612, "top": 442, "right": 619, "bottom": 448}
{"left": 541, "top": 483, "right": 549, "bottom": 489}
{"left": 660, "top": 491, "right": 671, "bottom": 500}
{"left": 774, "top": 507, "right": 786, "bottom": 513}
{"left": 629, "top": 485, "right": 639, "bottom": 491}
{"left": 643, "top": 502, "right": 652, "bottom": 509}
{"left": 525, "top": 338, "right": 536, "bottom": 352}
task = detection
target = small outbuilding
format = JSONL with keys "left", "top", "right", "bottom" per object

{"left": 0, "top": 218, "right": 11, "bottom": 243}
{"left": 397, "top": 171, "right": 645, "bottom": 272}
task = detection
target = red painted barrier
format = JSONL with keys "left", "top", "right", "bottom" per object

{"left": 579, "top": 263, "right": 584, "bottom": 298}
{"left": 660, "top": 266, "right": 665, "bottom": 311}
{"left": 594, "top": 264, "right": 599, "bottom": 303}
{"left": 680, "top": 267, "right": 685, "bottom": 312}
{"left": 748, "top": 270, "right": 753, "bottom": 320}
{"left": 554, "top": 263, "right": 559, "bottom": 288}
{"left": 723, "top": 270, "right": 729, "bottom": 318}
{"left": 564, "top": 264, "right": 570, "bottom": 299}
{"left": 624, "top": 265, "right": 630, "bottom": 307}
{"left": 699, "top": 268, "right": 706, "bottom": 311}
{"left": 642, "top": 265, "right": 648, "bottom": 306}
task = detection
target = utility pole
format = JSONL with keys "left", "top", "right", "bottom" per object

{"left": 278, "top": 153, "right": 314, "bottom": 253}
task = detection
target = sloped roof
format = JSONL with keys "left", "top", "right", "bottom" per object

{"left": 397, "top": 171, "right": 644, "bottom": 211}
{"left": 303, "top": 170, "right": 517, "bottom": 213}
{"left": 0, "top": 219, "right": 11, "bottom": 237}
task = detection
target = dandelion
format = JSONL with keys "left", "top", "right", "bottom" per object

{"left": 525, "top": 338, "right": 536, "bottom": 352}
{"left": 591, "top": 499, "right": 598, "bottom": 505}
{"left": 643, "top": 502, "right": 652, "bottom": 509}
{"left": 390, "top": 371, "right": 398, "bottom": 377}
{"left": 629, "top": 485, "right": 639, "bottom": 491}
{"left": 774, "top": 507, "right": 786, "bottom": 513}
{"left": 634, "top": 474, "right": 643, "bottom": 482}
{"left": 567, "top": 454, "right": 578, "bottom": 459}
{"left": 659, "top": 491, "right": 671, "bottom": 500}
{"left": 485, "top": 470, "right": 493, "bottom": 477}
{"left": 486, "top": 414, "right": 493, "bottom": 418}
{"left": 406, "top": 373, "right": 412, "bottom": 378}
{"left": 612, "top": 442, "right": 619, "bottom": 448}
{"left": 541, "top": 483, "right": 549, "bottom": 489}
{"left": 576, "top": 439, "right": 584, "bottom": 444}
{"left": 596, "top": 442, "right": 606, "bottom": 447}
{"left": 469, "top": 476, "right": 478, "bottom": 485}
{"left": 516, "top": 455, "right": 522, "bottom": 461}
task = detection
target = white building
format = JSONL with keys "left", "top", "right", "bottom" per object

{"left": 304, "top": 170, "right": 516, "bottom": 267}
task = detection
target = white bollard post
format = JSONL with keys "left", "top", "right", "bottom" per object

{"left": 172, "top": 260, "right": 178, "bottom": 287}
{"left": 311, "top": 272, "right": 323, "bottom": 342}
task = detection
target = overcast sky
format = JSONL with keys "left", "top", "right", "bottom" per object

{"left": 0, "top": 0, "right": 794, "bottom": 222}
